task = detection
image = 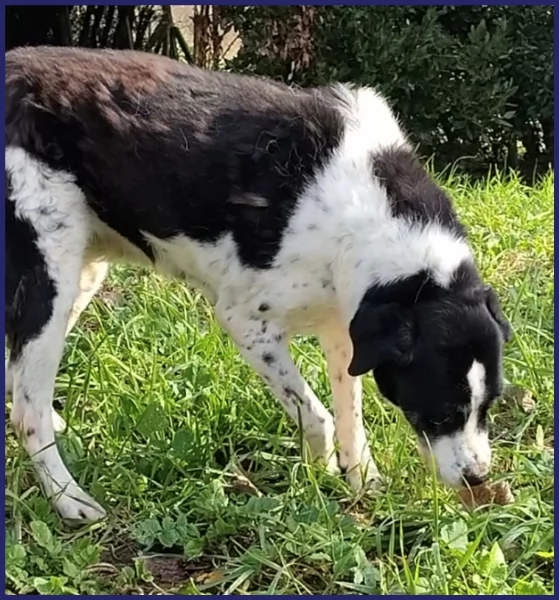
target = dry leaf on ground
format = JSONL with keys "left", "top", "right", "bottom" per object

{"left": 457, "top": 480, "right": 514, "bottom": 510}
{"left": 503, "top": 384, "right": 536, "bottom": 413}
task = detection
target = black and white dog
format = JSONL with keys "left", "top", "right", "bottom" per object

{"left": 5, "top": 47, "right": 511, "bottom": 521}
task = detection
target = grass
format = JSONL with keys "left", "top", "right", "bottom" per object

{"left": 5, "top": 172, "right": 554, "bottom": 595}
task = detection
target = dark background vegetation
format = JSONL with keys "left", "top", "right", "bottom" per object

{"left": 6, "top": 4, "right": 553, "bottom": 179}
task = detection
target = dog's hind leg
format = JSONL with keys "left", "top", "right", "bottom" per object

{"left": 66, "top": 260, "right": 110, "bottom": 336}
{"left": 50, "top": 259, "right": 109, "bottom": 434}
{"left": 5, "top": 359, "right": 14, "bottom": 397}
{"left": 6, "top": 260, "right": 109, "bottom": 433}
{"left": 5, "top": 147, "right": 106, "bottom": 521}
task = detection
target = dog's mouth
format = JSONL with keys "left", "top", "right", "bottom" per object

{"left": 416, "top": 437, "right": 491, "bottom": 489}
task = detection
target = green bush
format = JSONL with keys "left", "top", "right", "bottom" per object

{"left": 224, "top": 5, "right": 553, "bottom": 178}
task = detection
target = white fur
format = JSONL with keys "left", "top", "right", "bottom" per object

{"left": 332, "top": 84, "right": 409, "bottom": 157}
{"left": 282, "top": 86, "right": 473, "bottom": 321}
{"left": 5, "top": 363, "right": 66, "bottom": 432}
{"left": 424, "top": 360, "right": 491, "bottom": 488}
{"left": 6, "top": 85, "right": 476, "bottom": 519}
{"left": 67, "top": 260, "right": 109, "bottom": 334}
{"left": 5, "top": 359, "right": 13, "bottom": 396}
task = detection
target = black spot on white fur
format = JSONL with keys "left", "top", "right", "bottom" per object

{"left": 371, "top": 146, "right": 466, "bottom": 236}
{"left": 262, "top": 352, "right": 275, "bottom": 365}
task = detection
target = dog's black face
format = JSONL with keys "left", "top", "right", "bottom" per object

{"left": 348, "top": 265, "right": 511, "bottom": 488}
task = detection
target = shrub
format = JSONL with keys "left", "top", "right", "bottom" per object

{"left": 223, "top": 5, "right": 553, "bottom": 178}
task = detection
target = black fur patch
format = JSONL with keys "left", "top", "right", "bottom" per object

{"left": 371, "top": 146, "right": 466, "bottom": 237}
{"left": 5, "top": 175, "right": 56, "bottom": 362}
{"left": 5, "top": 46, "right": 345, "bottom": 269}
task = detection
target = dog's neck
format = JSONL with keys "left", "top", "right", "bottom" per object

{"left": 288, "top": 93, "right": 473, "bottom": 327}
{"left": 328, "top": 206, "right": 474, "bottom": 326}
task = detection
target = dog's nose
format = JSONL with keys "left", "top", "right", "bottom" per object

{"left": 462, "top": 469, "right": 489, "bottom": 487}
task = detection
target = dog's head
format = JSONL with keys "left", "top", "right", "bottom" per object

{"left": 348, "top": 263, "right": 511, "bottom": 488}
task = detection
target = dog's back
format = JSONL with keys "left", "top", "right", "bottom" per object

{"left": 5, "top": 46, "right": 349, "bottom": 268}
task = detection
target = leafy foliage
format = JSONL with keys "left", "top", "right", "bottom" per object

{"left": 224, "top": 5, "right": 553, "bottom": 178}
{"left": 5, "top": 5, "right": 192, "bottom": 62}
{"left": 5, "top": 521, "right": 103, "bottom": 594}
{"left": 6, "top": 5, "right": 551, "bottom": 177}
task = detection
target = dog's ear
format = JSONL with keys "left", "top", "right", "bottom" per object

{"left": 484, "top": 285, "right": 512, "bottom": 342}
{"left": 348, "top": 301, "right": 414, "bottom": 377}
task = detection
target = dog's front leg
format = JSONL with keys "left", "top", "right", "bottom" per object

{"left": 320, "top": 325, "right": 381, "bottom": 492}
{"left": 217, "top": 304, "right": 339, "bottom": 474}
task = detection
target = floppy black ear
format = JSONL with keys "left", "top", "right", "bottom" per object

{"left": 484, "top": 286, "right": 512, "bottom": 342}
{"left": 348, "top": 301, "right": 414, "bottom": 377}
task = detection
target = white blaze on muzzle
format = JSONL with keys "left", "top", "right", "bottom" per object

{"left": 420, "top": 360, "right": 491, "bottom": 488}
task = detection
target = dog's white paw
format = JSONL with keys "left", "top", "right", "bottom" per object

{"left": 305, "top": 432, "right": 340, "bottom": 475}
{"left": 318, "top": 453, "right": 342, "bottom": 477}
{"left": 345, "top": 462, "right": 383, "bottom": 494}
{"left": 52, "top": 410, "right": 67, "bottom": 433}
{"left": 52, "top": 486, "right": 106, "bottom": 522}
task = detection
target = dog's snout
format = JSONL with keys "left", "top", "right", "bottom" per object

{"left": 462, "top": 469, "right": 489, "bottom": 487}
